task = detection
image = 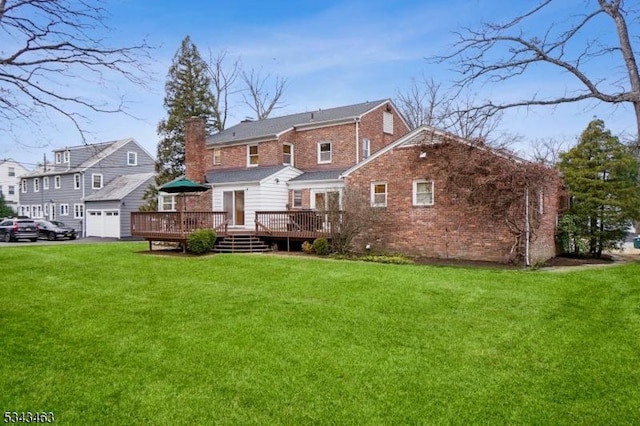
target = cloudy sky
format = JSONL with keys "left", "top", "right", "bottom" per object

{"left": 1, "top": 0, "right": 636, "bottom": 168}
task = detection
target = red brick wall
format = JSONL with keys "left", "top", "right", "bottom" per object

{"left": 185, "top": 101, "right": 411, "bottom": 175}
{"left": 346, "top": 144, "right": 559, "bottom": 264}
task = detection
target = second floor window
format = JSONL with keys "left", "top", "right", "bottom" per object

{"left": 74, "top": 174, "right": 81, "bottom": 189}
{"left": 212, "top": 148, "right": 221, "bottom": 166}
{"left": 55, "top": 175, "right": 61, "bottom": 189}
{"left": 248, "top": 145, "right": 259, "bottom": 166}
{"left": 55, "top": 152, "right": 62, "bottom": 164}
{"left": 21, "top": 180, "right": 27, "bottom": 193}
{"left": 92, "top": 174, "right": 103, "bottom": 189}
{"left": 34, "top": 178, "right": 40, "bottom": 192}
{"left": 283, "top": 144, "right": 293, "bottom": 166}
{"left": 362, "top": 138, "right": 371, "bottom": 159}
{"left": 8, "top": 186, "right": 15, "bottom": 195}
{"left": 127, "top": 152, "right": 137, "bottom": 166}
{"left": 318, "top": 142, "right": 332, "bottom": 164}
{"left": 43, "top": 177, "right": 49, "bottom": 190}
{"left": 8, "top": 167, "right": 15, "bottom": 177}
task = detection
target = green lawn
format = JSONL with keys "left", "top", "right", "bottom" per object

{"left": 1, "top": 243, "right": 639, "bottom": 425}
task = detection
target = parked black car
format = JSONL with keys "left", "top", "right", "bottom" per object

{"left": 0, "top": 218, "right": 39, "bottom": 242}
{"left": 35, "top": 220, "right": 77, "bottom": 241}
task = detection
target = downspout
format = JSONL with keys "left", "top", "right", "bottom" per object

{"left": 355, "top": 117, "right": 360, "bottom": 163}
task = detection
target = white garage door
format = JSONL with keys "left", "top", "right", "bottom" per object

{"left": 86, "top": 210, "right": 120, "bottom": 238}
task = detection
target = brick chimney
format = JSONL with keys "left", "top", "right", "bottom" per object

{"left": 184, "top": 116, "right": 206, "bottom": 183}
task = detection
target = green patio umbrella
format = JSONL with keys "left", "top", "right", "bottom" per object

{"left": 159, "top": 177, "right": 210, "bottom": 193}
{"left": 158, "top": 178, "right": 210, "bottom": 244}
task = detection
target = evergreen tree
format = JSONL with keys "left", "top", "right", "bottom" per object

{"left": 156, "top": 36, "right": 216, "bottom": 183}
{"left": 142, "top": 36, "right": 216, "bottom": 210}
{"left": 558, "top": 119, "right": 640, "bottom": 257}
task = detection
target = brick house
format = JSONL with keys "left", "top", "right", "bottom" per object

{"left": 342, "top": 125, "right": 561, "bottom": 264}
{"left": 148, "top": 98, "right": 560, "bottom": 263}
{"left": 182, "top": 99, "right": 410, "bottom": 224}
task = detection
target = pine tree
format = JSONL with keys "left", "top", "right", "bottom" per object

{"left": 156, "top": 36, "right": 216, "bottom": 185}
{"left": 141, "top": 36, "right": 216, "bottom": 210}
{"left": 558, "top": 119, "right": 640, "bottom": 257}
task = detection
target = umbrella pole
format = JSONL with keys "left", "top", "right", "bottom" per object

{"left": 180, "top": 193, "right": 185, "bottom": 253}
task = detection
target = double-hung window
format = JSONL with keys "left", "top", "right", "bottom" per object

{"left": 74, "top": 174, "right": 81, "bottom": 189}
{"left": 283, "top": 144, "right": 293, "bottom": 166}
{"left": 361, "top": 138, "right": 370, "bottom": 159}
{"left": 33, "top": 178, "right": 40, "bottom": 192}
{"left": 247, "top": 145, "right": 259, "bottom": 166}
{"left": 413, "top": 180, "right": 434, "bottom": 206}
{"left": 371, "top": 182, "right": 387, "bottom": 207}
{"left": 127, "top": 152, "right": 138, "bottom": 166}
{"left": 318, "top": 142, "right": 332, "bottom": 164}
{"left": 43, "top": 176, "right": 49, "bottom": 190}
{"left": 55, "top": 175, "right": 61, "bottom": 189}
{"left": 92, "top": 174, "right": 103, "bottom": 189}
{"left": 212, "top": 148, "right": 221, "bottom": 166}
{"left": 74, "top": 204, "right": 84, "bottom": 219}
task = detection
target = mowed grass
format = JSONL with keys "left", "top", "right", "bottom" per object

{"left": 1, "top": 243, "right": 640, "bottom": 425}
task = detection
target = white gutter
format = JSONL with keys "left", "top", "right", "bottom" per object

{"left": 355, "top": 117, "right": 360, "bottom": 163}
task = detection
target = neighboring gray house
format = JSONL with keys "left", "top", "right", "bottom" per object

{"left": 18, "top": 138, "right": 154, "bottom": 238}
{"left": 0, "top": 159, "right": 30, "bottom": 212}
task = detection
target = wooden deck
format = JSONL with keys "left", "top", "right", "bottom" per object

{"left": 131, "top": 210, "right": 342, "bottom": 246}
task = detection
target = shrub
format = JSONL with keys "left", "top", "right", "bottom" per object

{"left": 312, "top": 238, "right": 330, "bottom": 256}
{"left": 186, "top": 229, "right": 216, "bottom": 254}
{"left": 301, "top": 241, "right": 314, "bottom": 254}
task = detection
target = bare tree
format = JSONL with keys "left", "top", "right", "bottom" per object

{"left": 395, "top": 76, "right": 509, "bottom": 146}
{"left": 529, "top": 136, "right": 572, "bottom": 166}
{"left": 0, "top": 0, "right": 152, "bottom": 143}
{"left": 206, "top": 48, "right": 240, "bottom": 132}
{"left": 241, "top": 68, "right": 287, "bottom": 120}
{"left": 395, "top": 75, "right": 447, "bottom": 130}
{"left": 437, "top": 0, "right": 640, "bottom": 144}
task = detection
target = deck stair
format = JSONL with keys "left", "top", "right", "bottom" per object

{"left": 214, "top": 234, "right": 270, "bottom": 253}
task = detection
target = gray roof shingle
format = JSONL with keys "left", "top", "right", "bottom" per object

{"left": 206, "top": 99, "right": 390, "bottom": 146}
{"left": 205, "top": 166, "right": 287, "bottom": 184}
{"left": 84, "top": 172, "right": 154, "bottom": 202}
{"left": 289, "top": 169, "right": 348, "bottom": 182}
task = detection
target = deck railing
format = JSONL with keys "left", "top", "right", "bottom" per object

{"left": 131, "top": 211, "right": 229, "bottom": 240}
{"left": 255, "top": 210, "right": 342, "bottom": 239}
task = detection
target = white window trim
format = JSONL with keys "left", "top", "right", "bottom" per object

{"left": 247, "top": 144, "right": 259, "bottom": 167}
{"left": 362, "top": 138, "right": 371, "bottom": 160}
{"left": 21, "top": 180, "right": 27, "bottom": 193}
{"left": 159, "top": 194, "right": 176, "bottom": 212}
{"left": 43, "top": 176, "right": 49, "bottom": 190}
{"left": 60, "top": 204, "right": 69, "bottom": 216}
{"left": 283, "top": 143, "right": 294, "bottom": 166}
{"left": 8, "top": 167, "right": 15, "bottom": 177}
{"left": 63, "top": 151, "right": 70, "bottom": 163}
{"left": 54, "top": 175, "right": 61, "bottom": 189}
{"left": 292, "top": 190, "right": 303, "bottom": 208}
{"left": 127, "top": 151, "right": 138, "bottom": 166}
{"left": 371, "top": 181, "right": 387, "bottom": 208}
{"left": 55, "top": 152, "right": 62, "bottom": 164}
{"left": 92, "top": 173, "right": 103, "bottom": 189}
{"left": 383, "top": 111, "right": 394, "bottom": 135}
{"left": 413, "top": 179, "right": 434, "bottom": 206}
{"left": 212, "top": 148, "right": 221, "bottom": 166}
{"left": 317, "top": 141, "right": 332, "bottom": 164}
{"left": 33, "top": 178, "right": 40, "bottom": 192}
{"left": 74, "top": 173, "right": 81, "bottom": 190}
{"left": 74, "top": 203, "right": 84, "bottom": 219}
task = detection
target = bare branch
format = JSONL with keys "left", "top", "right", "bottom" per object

{"left": 0, "top": 0, "right": 154, "bottom": 145}
{"left": 241, "top": 68, "right": 287, "bottom": 120}
{"left": 206, "top": 48, "right": 240, "bottom": 131}
{"left": 435, "top": 0, "right": 640, "bottom": 142}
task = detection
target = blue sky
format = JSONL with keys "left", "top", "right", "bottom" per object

{"left": 1, "top": 0, "right": 636, "bottom": 167}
